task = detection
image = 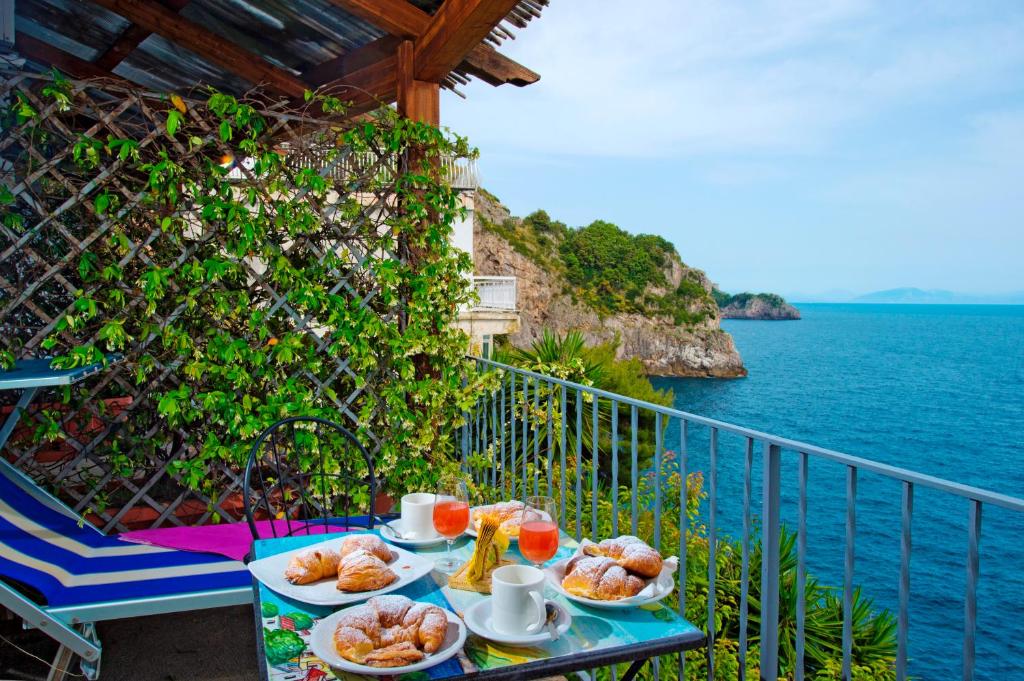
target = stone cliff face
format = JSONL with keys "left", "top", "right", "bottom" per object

{"left": 473, "top": 194, "right": 747, "bottom": 378}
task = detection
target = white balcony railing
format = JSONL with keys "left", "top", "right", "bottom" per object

{"left": 470, "top": 276, "right": 517, "bottom": 311}
{"left": 229, "top": 148, "right": 480, "bottom": 190}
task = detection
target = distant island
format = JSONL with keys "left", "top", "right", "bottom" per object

{"left": 713, "top": 290, "right": 801, "bottom": 320}
{"left": 852, "top": 288, "right": 1024, "bottom": 304}
{"left": 792, "top": 287, "right": 1024, "bottom": 304}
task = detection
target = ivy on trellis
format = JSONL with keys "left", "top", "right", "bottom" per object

{"left": 0, "top": 68, "right": 489, "bottom": 530}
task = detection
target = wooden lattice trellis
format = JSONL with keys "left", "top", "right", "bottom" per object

{"left": 0, "top": 69, "right": 468, "bottom": 532}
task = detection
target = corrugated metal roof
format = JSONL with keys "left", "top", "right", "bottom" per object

{"left": 17, "top": 0, "right": 128, "bottom": 61}
{"left": 13, "top": 0, "right": 547, "bottom": 97}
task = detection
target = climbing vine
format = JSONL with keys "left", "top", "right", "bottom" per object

{"left": 0, "top": 70, "right": 489, "bottom": 517}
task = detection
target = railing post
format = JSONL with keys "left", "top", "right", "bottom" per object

{"left": 760, "top": 442, "right": 782, "bottom": 681}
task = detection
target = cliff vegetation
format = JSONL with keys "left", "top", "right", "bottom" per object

{"left": 474, "top": 189, "right": 745, "bottom": 377}
{"left": 481, "top": 192, "right": 716, "bottom": 327}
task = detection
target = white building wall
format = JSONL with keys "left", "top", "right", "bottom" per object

{"left": 451, "top": 191, "right": 474, "bottom": 273}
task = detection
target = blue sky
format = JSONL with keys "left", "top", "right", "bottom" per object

{"left": 441, "top": 1, "right": 1024, "bottom": 300}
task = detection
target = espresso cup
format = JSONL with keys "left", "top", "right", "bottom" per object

{"left": 491, "top": 564, "right": 546, "bottom": 635}
{"left": 400, "top": 492, "right": 436, "bottom": 539}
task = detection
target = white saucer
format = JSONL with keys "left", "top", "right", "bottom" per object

{"left": 380, "top": 520, "right": 447, "bottom": 547}
{"left": 462, "top": 598, "right": 571, "bottom": 645}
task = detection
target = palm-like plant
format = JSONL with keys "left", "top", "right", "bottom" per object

{"left": 708, "top": 527, "right": 896, "bottom": 677}
{"left": 477, "top": 330, "right": 664, "bottom": 506}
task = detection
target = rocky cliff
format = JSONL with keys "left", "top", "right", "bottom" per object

{"left": 473, "top": 191, "right": 747, "bottom": 378}
{"left": 714, "top": 291, "right": 801, "bottom": 320}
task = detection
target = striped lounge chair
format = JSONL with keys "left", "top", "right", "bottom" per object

{"left": 0, "top": 458, "right": 252, "bottom": 679}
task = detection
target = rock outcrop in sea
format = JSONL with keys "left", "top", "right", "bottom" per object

{"left": 715, "top": 292, "right": 801, "bottom": 320}
{"left": 473, "top": 192, "right": 747, "bottom": 378}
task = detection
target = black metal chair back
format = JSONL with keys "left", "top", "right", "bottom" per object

{"left": 242, "top": 416, "right": 375, "bottom": 540}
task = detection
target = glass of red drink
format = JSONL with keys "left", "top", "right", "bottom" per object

{"left": 519, "top": 496, "right": 559, "bottom": 567}
{"left": 432, "top": 478, "right": 470, "bottom": 574}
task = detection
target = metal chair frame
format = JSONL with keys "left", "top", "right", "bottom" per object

{"left": 242, "top": 416, "right": 376, "bottom": 540}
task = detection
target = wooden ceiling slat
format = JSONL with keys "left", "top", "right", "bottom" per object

{"left": 415, "top": 0, "right": 523, "bottom": 83}
{"left": 88, "top": 0, "right": 309, "bottom": 98}
{"left": 94, "top": 0, "right": 190, "bottom": 71}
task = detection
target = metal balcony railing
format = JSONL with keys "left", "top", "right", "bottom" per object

{"left": 459, "top": 357, "right": 1024, "bottom": 681}
{"left": 470, "top": 276, "right": 517, "bottom": 311}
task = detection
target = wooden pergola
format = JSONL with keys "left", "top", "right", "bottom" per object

{"left": 4, "top": 0, "right": 546, "bottom": 126}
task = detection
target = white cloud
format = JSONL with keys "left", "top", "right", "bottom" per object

{"left": 443, "top": 1, "right": 1024, "bottom": 159}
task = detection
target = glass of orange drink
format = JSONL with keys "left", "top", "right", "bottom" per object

{"left": 519, "top": 496, "right": 559, "bottom": 567}
{"left": 432, "top": 478, "right": 470, "bottom": 573}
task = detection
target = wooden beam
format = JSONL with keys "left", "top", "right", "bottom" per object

{"left": 414, "top": 0, "right": 522, "bottom": 83}
{"left": 303, "top": 36, "right": 399, "bottom": 113}
{"left": 325, "top": 0, "right": 425, "bottom": 38}
{"left": 14, "top": 31, "right": 129, "bottom": 83}
{"left": 335, "top": 55, "right": 398, "bottom": 114}
{"left": 325, "top": 0, "right": 538, "bottom": 87}
{"left": 303, "top": 35, "right": 400, "bottom": 87}
{"left": 462, "top": 44, "right": 538, "bottom": 86}
{"left": 89, "top": 0, "right": 308, "bottom": 98}
{"left": 396, "top": 40, "right": 438, "bottom": 125}
{"left": 94, "top": 0, "right": 190, "bottom": 71}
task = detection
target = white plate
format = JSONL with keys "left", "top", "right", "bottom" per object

{"left": 543, "top": 555, "right": 678, "bottom": 609}
{"left": 309, "top": 604, "right": 466, "bottom": 676}
{"left": 462, "top": 598, "right": 571, "bottom": 645}
{"left": 248, "top": 534, "right": 434, "bottom": 606}
{"left": 380, "top": 520, "right": 447, "bottom": 548}
{"left": 464, "top": 504, "right": 553, "bottom": 542}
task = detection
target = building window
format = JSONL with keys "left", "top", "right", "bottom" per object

{"left": 481, "top": 334, "right": 492, "bottom": 359}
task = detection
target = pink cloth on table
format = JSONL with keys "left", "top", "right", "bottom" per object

{"left": 118, "top": 520, "right": 347, "bottom": 562}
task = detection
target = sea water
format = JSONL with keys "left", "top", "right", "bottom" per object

{"left": 651, "top": 304, "right": 1024, "bottom": 680}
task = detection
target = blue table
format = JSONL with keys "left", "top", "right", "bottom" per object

{"left": 0, "top": 355, "right": 120, "bottom": 511}
{"left": 0, "top": 356, "right": 120, "bottom": 449}
{"left": 252, "top": 529, "right": 705, "bottom": 681}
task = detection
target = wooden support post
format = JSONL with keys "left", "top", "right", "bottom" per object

{"left": 396, "top": 41, "right": 439, "bottom": 126}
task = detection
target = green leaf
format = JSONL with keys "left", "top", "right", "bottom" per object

{"left": 166, "top": 109, "right": 183, "bottom": 136}
{"left": 94, "top": 192, "right": 110, "bottom": 216}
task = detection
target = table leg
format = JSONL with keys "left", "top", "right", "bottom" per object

{"left": 0, "top": 386, "right": 37, "bottom": 451}
{"left": 619, "top": 658, "right": 650, "bottom": 681}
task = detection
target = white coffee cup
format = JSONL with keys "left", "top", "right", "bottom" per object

{"left": 400, "top": 492, "right": 436, "bottom": 539}
{"left": 491, "top": 564, "right": 546, "bottom": 635}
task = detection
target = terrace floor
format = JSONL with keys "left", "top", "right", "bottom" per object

{"left": 1, "top": 607, "right": 254, "bottom": 681}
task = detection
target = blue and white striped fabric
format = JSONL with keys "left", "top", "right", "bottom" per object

{"left": 0, "top": 470, "right": 250, "bottom": 607}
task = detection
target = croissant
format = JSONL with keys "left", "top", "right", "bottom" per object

{"left": 561, "top": 555, "right": 645, "bottom": 600}
{"left": 335, "top": 548, "right": 398, "bottom": 592}
{"left": 283, "top": 547, "right": 341, "bottom": 584}
{"left": 582, "top": 535, "right": 664, "bottom": 578}
{"left": 333, "top": 595, "right": 448, "bottom": 667}
{"left": 471, "top": 500, "right": 524, "bottom": 537}
{"left": 339, "top": 534, "right": 394, "bottom": 563}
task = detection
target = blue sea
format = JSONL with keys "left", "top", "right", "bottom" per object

{"left": 651, "top": 304, "right": 1024, "bottom": 681}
